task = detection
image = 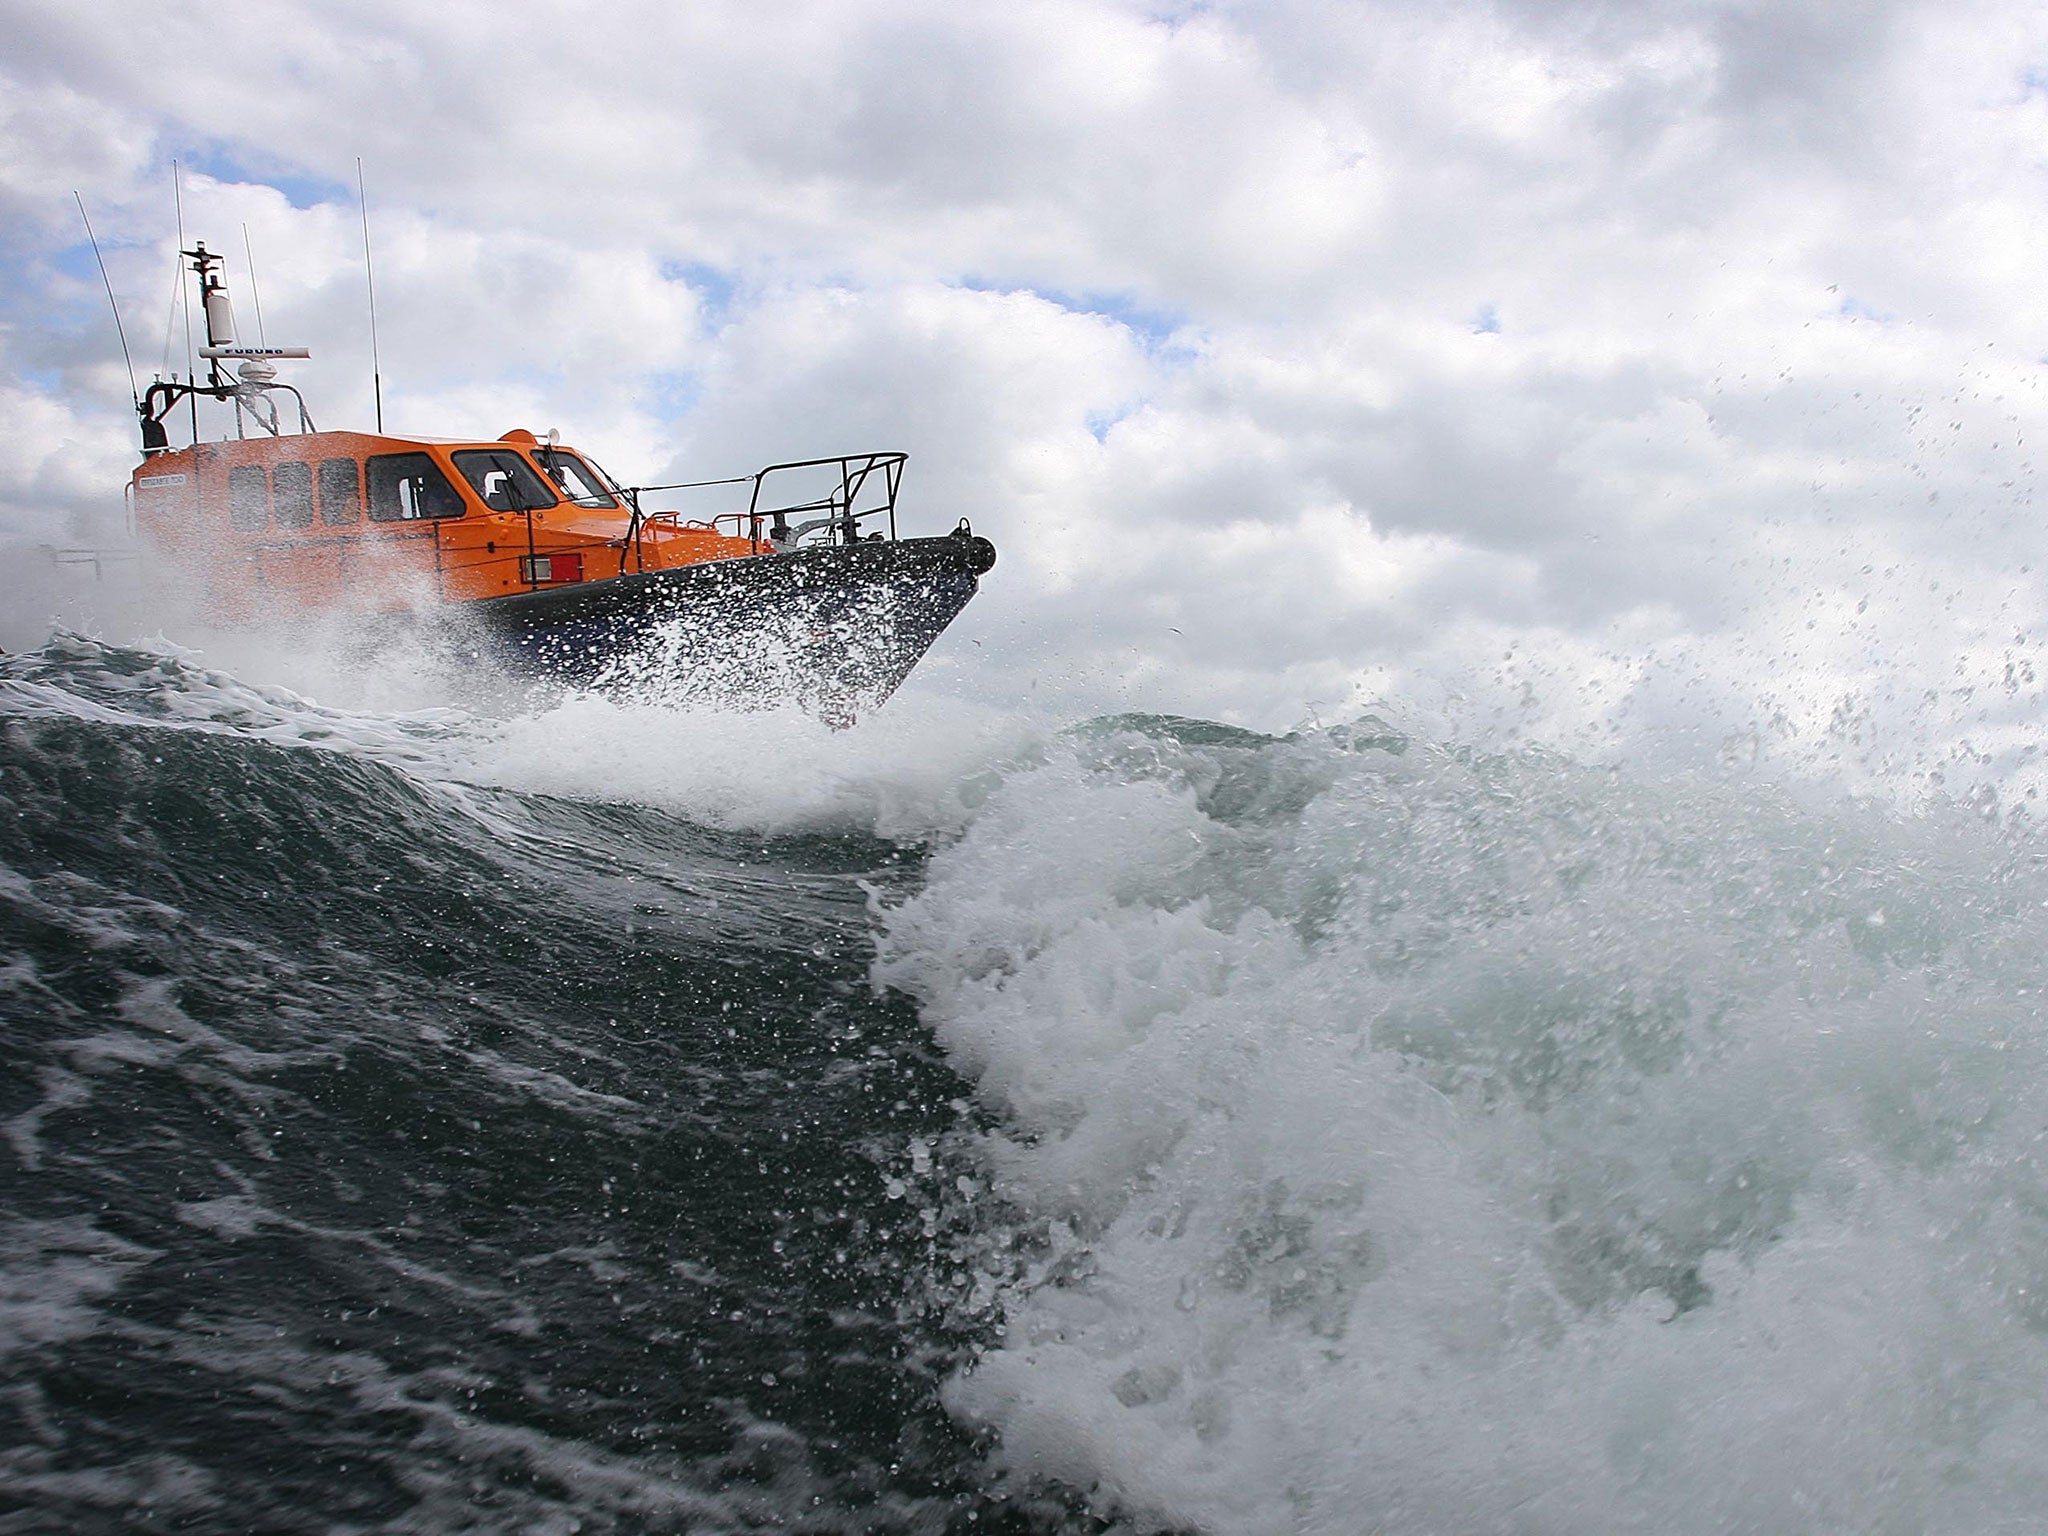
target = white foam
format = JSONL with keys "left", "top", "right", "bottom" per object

{"left": 0, "top": 632, "right": 476, "bottom": 768}
{"left": 4, "top": 633, "right": 1055, "bottom": 844}
{"left": 0, "top": 1217, "right": 160, "bottom": 1363}
{"left": 463, "top": 685, "right": 1051, "bottom": 840}
{"left": 877, "top": 724, "right": 2048, "bottom": 1532}
{"left": 0, "top": 643, "right": 959, "bottom": 890}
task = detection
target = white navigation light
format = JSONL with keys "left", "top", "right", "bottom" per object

{"left": 203, "top": 283, "right": 238, "bottom": 348}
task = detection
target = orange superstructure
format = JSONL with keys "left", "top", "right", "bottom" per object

{"left": 132, "top": 424, "right": 762, "bottom": 624}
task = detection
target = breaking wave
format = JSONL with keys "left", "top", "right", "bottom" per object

{"left": 879, "top": 714, "right": 2048, "bottom": 1533}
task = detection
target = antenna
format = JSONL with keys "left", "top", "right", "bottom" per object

{"left": 241, "top": 221, "right": 267, "bottom": 345}
{"left": 356, "top": 157, "right": 384, "bottom": 433}
{"left": 173, "top": 159, "right": 197, "bottom": 444}
{"left": 158, "top": 229, "right": 180, "bottom": 375}
{"left": 73, "top": 191, "right": 138, "bottom": 406}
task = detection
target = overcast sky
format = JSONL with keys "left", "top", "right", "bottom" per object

{"left": 5, "top": 0, "right": 2047, "bottom": 784}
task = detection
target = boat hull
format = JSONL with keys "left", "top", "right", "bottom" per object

{"left": 457, "top": 530, "right": 996, "bottom": 712}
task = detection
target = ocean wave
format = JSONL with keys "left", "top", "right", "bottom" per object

{"left": 879, "top": 713, "right": 2048, "bottom": 1533}
{"left": 0, "top": 636, "right": 1076, "bottom": 1533}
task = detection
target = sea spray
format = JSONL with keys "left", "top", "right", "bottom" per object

{"left": 876, "top": 715, "right": 2048, "bottom": 1533}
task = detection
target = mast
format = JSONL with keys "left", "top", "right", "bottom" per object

{"left": 139, "top": 242, "right": 312, "bottom": 454}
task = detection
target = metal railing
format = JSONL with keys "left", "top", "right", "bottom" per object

{"left": 46, "top": 546, "right": 142, "bottom": 583}
{"left": 616, "top": 452, "right": 907, "bottom": 573}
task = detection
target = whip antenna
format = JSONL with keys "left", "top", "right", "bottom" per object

{"left": 356, "top": 157, "right": 384, "bottom": 433}
{"left": 73, "top": 190, "right": 138, "bottom": 406}
{"left": 173, "top": 159, "right": 197, "bottom": 443}
{"left": 241, "top": 221, "right": 267, "bottom": 345}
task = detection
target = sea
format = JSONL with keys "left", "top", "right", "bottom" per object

{"left": 6, "top": 631, "right": 2048, "bottom": 1535}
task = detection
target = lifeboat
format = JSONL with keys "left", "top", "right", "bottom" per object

{"left": 129, "top": 242, "right": 995, "bottom": 714}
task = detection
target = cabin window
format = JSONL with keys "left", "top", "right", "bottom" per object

{"left": 367, "top": 453, "right": 464, "bottom": 522}
{"left": 272, "top": 461, "right": 315, "bottom": 529}
{"left": 536, "top": 449, "right": 617, "bottom": 509}
{"left": 318, "top": 458, "right": 362, "bottom": 525}
{"left": 452, "top": 450, "right": 558, "bottom": 513}
{"left": 228, "top": 464, "right": 270, "bottom": 531}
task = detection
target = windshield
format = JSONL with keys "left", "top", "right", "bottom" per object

{"left": 536, "top": 448, "right": 618, "bottom": 509}
{"left": 452, "top": 450, "right": 559, "bottom": 512}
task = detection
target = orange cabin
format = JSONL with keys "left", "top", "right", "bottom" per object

{"left": 130, "top": 426, "right": 762, "bottom": 623}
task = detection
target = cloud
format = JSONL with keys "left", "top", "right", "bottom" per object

{"left": 3, "top": 0, "right": 2047, "bottom": 785}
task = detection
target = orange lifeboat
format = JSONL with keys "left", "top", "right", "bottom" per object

{"left": 131, "top": 242, "right": 995, "bottom": 711}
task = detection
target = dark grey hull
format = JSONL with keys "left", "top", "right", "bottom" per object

{"left": 460, "top": 531, "right": 996, "bottom": 712}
